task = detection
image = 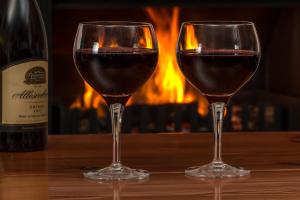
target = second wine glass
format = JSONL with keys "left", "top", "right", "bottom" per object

{"left": 73, "top": 21, "right": 158, "bottom": 180}
{"left": 176, "top": 21, "right": 261, "bottom": 178}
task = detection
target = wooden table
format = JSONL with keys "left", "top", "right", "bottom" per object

{"left": 1, "top": 132, "right": 300, "bottom": 199}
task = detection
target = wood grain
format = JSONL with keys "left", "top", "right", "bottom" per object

{"left": 1, "top": 132, "right": 300, "bottom": 199}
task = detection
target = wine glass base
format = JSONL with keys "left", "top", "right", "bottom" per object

{"left": 83, "top": 164, "right": 149, "bottom": 181}
{"left": 185, "top": 162, "right": 250, "bottom": 179}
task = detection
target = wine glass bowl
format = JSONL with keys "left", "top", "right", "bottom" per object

{"left": 73, "top": 21, "right": 158, "bottom": 180}
{"left": 177, "top": 21, "right": 260, "bottom": 103}
{"left": 176, "top": 21, "right": 261, "bottom": 178}
{"left": 74, "top": 21, "right": 158, "bottom": 106}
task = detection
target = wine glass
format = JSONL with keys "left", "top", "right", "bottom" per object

{"left": 176, "top": 21, "right": 261, "bottom": 178}
{"left": 73, "top": 21, "right": 158, "bottom": 180}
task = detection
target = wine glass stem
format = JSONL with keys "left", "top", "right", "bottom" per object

{"left": 110, "top": 103, "right": 124, "bottom": 167}
{"left": 211, "top": 102, "right": 225, "bottom": 163}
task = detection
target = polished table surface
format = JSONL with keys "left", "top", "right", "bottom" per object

{"left": 1, "top": 132, "right": 300, "bottom": 199}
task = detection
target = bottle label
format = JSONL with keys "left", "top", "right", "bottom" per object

{"left": 1, "top": 60, "right": 48, "bottom": 124}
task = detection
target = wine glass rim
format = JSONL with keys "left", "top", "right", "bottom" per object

{"left": 183, "top": 21, "right": 255, "bottom": 26}
{"left": 79, "top": 21, "right": 153, "bottom": 27}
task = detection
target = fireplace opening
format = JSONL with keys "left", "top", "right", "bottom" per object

{"left": 51, "top": 3, "right": 300, "bottom": 134}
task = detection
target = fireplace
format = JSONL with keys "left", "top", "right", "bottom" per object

{"left": 49, "top": 1, "right": 300, "bottom": 134}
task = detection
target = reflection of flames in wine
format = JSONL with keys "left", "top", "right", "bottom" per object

{"left": 70, "top": 7, "right": 209, "bottom": 118}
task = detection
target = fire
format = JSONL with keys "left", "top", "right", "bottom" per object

{"left": 138, "top": 27, "right": 153, "bottom": 48}
{"left": 185, "top": 24, "right": 199, "bottom": 50}
{"left": 133, "top": 7, "right": 208, "bottom": 116}
{"left": 132, "top": 7, "right": 187, "bottom": 104}
{"left": 98, "top": 33, "right": 118, "bottom": 48}
{"left": 70, "top": 7, "right": 209, "bottom": 119}
{"left": 70, "top": 82, "right": 106, "bottom": 118}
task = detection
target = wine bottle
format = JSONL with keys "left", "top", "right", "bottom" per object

{"left": 0, "top": 0, "right": 48, "bottom": 151}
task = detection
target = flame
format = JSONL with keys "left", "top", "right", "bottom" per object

{"left": 70, "top": 97, "right": 81, "bottom": 109}
{"left": 108, "top": 39, "right": 118, "bottom": 48}
{"left": 185, "top": 24, "right": 199, "bottom": 50}
{"left": 83, "top": 81, "right": 93, "bottom": 108}
{"left": 138, "top": 27, "right": 153, "bottom": 48}
{"left": 70, "top": 7, "right": 209, "bottom": 119}
{"left": 133, "top": 7, "right": 186, "bottom": 104}
{"left": 98, "top": 33, "right": 119, "bottom": 48}
{"left": 70, "top": 81, "right": 106, "bottom": 118}
{"left": 98, "top": 33, "right": 105, "bottom": 47}
{"left": 133, "top": 7, "right": 209, "bottom": 116}
{"left": 198, "top": 95, "right": 209, "bottom": 117}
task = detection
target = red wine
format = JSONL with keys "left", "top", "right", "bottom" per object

{"left": 0, "top": 0, "right": 48, "bottom": 151}
{"left": 75, "top": 48, "right": 158, "bottom": 105}
{"left": 177, "top": 49, "right": 259, "bottom": 103}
